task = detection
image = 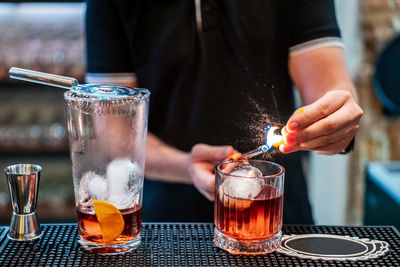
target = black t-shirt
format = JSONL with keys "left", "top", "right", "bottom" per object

{"left": 86, "top": 0, "right": 341, "bottom": 224}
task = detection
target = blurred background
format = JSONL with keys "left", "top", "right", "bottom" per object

{"left": 0, "top": 1, "right": 84, "bottom": 224}
{"left": 0, "top": 0, "right": 399, "bottom": 228}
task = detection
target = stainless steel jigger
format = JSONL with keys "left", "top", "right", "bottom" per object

{"left": 4, "top": 164, "right": 42, "bottom": 241}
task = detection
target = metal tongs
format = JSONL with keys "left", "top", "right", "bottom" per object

{"left": 227, "top": 126, "right": 284, "bottom": 160}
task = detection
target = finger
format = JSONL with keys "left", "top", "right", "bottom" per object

{"left": 310, "top": 136, "right": 353, "bottom": 155}
{"left": 281, "top": 125, "right": 289, "bottom": 138}
{"left": 279, "top": 143, "right": 301, "bottom": 154}
{"left": 299, "top": 124, "right": 358, "bottom": 150}
{"left": 199, "top": 187, "right": 214, "bottom": 201}
{"left": 296, "top": 107, "right": 304, "bottom": 116}
{"left": 192, "top": 164, "right": 215, "bottom": 201}
{"left": 192, "top": 144, "right": 234, "bottom": 162}
{"left": 285, "top": 101, "right": 362, "bottom": 145}
{"left": 280, "top": 125, "right": 297, "bottom": 153}
{"left": 280, "top": 126, "right": 289, "bottom": 144}
{"left": 286, "top": 91, "right": 352, "bottom": 132}
{"left": 281, "top": 135, "right": 353, "bottom": 155}
{"left": 282, "top": 126, "right": 355, "bottom": 154}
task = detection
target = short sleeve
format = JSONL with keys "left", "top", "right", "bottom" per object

{"left": 288, "top": 0, "right": 341, "bottom": 48}
{"left": 85, "top": 0, "right": 134, "bottom": 74}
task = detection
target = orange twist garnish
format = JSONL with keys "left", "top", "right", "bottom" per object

{"left": 227, "top": 152, "right": 242, "bottom": 161}
{"left": 92, "top": 200, "right": 125, "bottom": 243}
{"left": 273, "top": 140, "right": 284, "bottom": 148}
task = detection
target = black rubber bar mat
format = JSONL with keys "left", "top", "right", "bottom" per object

{"left": 0, "top": 223, "right": 399, "bottom": 266}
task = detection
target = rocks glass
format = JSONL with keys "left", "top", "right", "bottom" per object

{"left": 214, "top": 159, "right": 285, "bottom": 254}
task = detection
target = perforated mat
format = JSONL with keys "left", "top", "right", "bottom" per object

{"left": 0, "top": 223, "right": 398, "bottom": 266}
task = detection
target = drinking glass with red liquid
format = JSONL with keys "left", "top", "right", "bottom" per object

{"left": 214, "top": 159, "right": 285, "bottom": 254}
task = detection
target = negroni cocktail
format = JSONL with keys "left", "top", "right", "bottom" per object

{"left": 214, "top": 159, "right": 285, "bottom": 254}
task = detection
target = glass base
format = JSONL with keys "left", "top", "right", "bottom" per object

{"left": 78, "top": 234, "right": 141, "bottom": 255}
{"left": 213, "top": 228, "right": 282, "bottom": 255}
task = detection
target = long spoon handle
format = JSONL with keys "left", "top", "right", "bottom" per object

{"left": 9, "top": 67, "right": 78, "bottom": 90}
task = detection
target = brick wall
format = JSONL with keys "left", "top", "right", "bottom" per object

{"left": 348, "top": 0, "right": 400, "bottom": 225}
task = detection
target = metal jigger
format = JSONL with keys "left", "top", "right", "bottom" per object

{"left": 4, "top": 164, "right": 42, "bottom": 241}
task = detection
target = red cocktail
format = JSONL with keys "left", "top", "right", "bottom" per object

{"left": 214, "top": 159, "right": 285, "bottom": 254}
{"left": 77, "top": 205, "right": 142, "bottom": 246}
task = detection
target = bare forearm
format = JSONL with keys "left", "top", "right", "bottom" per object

{"left": 282, "top": 46, "right": 363, "bottom": 155}
{"left": 289, "top": 47, "right": 358, "bottom": 104}
{"left": 145, "top": 133, "right": 191, "bottom": 184}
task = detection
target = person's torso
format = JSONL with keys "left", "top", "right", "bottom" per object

{"left": 108, "top": 0, "right": 311, "bottom": 224}
{"left": 115, "top": 0, "right": 295, "bottom": 153}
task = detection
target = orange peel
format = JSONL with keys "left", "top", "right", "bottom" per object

{"left": 273, "top": 140, "right": 284, "bottom": 148}
{"left": 227, "top": 152, "right": 242, "bottom": 161}
{"left": 92, "top": 200, "right": 124, "bottom": 243}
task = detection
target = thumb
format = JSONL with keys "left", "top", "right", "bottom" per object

{"left": 191, "top": 144, "right": 234, "bottom": 162}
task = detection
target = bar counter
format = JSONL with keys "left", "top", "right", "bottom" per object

{"left": 0, "top": 223, "right": 399, "bottom": 266}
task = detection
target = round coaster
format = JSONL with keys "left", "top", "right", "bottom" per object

{"left": 277, "top": 234, "right": 390, "bottom": 261}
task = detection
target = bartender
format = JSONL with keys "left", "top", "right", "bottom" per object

{"left": 84, "top": 0, "right": 363, "bottom": 224}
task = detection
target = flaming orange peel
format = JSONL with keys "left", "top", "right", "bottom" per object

{"left": 227, "top": 152, "right": 242, "bottom": 161}
{"left": 92, "top": 200, "right": 124, "bottom": 243}
{"left": 273, "top": 140, "right": 284, "bottom": 148}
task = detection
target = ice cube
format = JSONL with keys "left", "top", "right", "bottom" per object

{"left": 105, "top": 158, "right": 142, "bottom": 209}
{"left": 106, "top": 193, "right": 138, "bottom": 210}
{"left": 229, "top": 165, "right": 263, "bottom": 178}
{"left": 106, "top": 158, "right": 141, "bottom": 194}
{"left": 87, "top": 175, "right": 108, "bottom": 200}
{"left": 219, "top": 176, "right": 263, "bottom": 200}
{"left": 78, "top": 171, "right": 107, "bottom": 207}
